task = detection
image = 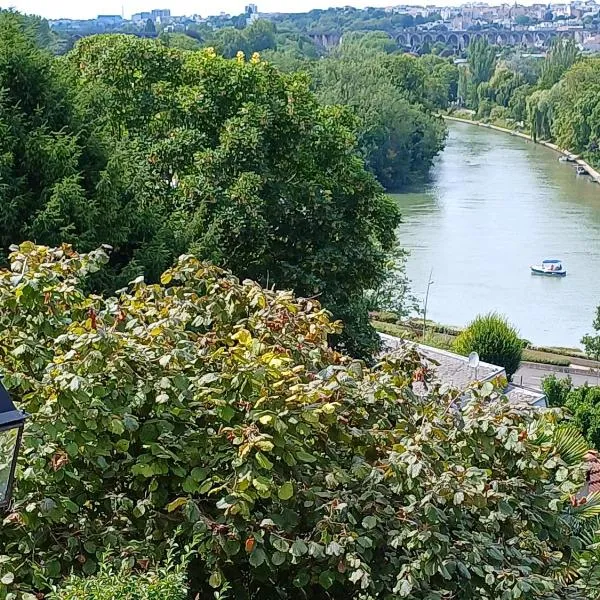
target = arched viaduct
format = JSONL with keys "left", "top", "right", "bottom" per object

{"left": 307, "top": 28, "right": 588, "bottom": 50}
{"left": 396, "top": 28, "right": 583, "bottom": 50}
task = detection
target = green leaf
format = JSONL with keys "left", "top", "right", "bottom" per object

{"left": 249, "top": 548, "right": 266, "bottom": 567}
{"left": 296, "top": 451, "right": 317, "bottom": 463}
{"left": 166, "top": 497, "right": 187, "bottom": 512}
{"left": 271, "top": 551, "right": 286, "bottom": 566}
{"left": 362, "top": 515, "right": 377, "bottom": 529}
{"left": 218, "top": 405, "right": 235, "bottom": 423}
{"left": 293, "top": 571, "right": 310, "bottom": 587}
{"left": 290, "top": 539, "right": 308, "bottom": 557}
{"left": 272, "top": 537, "right": 290, "bottom": 552}
{"left": 1, "top": 573, "right": 14, "bottom": 585}
{"left": 318, "top": 570, "right": 335, "bottom": 589}
{"left": 209, "top": 571, "right": 222, "bottom": 588}
{"left": 278, "top": 481, "right": 294, "bottom": 500}
{"left": 256, "top": 451, "right": 273, "bottom": 470}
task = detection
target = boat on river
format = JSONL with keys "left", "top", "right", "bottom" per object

{"left": 576, "top": 165, "right": 587, "bottom": 175}
{"left": 530, "top": 259, "right": 567, "bottom": 277}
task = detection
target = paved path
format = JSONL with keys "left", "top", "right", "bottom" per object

{"left": 514, "top": 363, "right": 599, "bottom": 388}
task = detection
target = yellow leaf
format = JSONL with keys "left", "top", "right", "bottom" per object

{"left": 166, "top": 497, "right": 187, "bottom": 512}
{"left": 232, "top": 329, "right": 252, "bottom": 346}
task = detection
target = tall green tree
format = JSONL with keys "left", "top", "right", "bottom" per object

{"left": 468, "top": 37, "right": 496, "bottom": 86}
{"left": 310, "top": 50, "right": 446, "bottom": 190}
{"left": 70, "top": 35, "right": 400, "bottom": 357}
{"left": 582, "top": 304, "right": 600, "bottom": 366}
{"left": 539, "top": 38, "right": 579, "bottom": 89}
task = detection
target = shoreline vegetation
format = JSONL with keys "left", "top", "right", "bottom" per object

{"left": 370, "top": 311, "right": 600, "bottom": 371}
{"left": 441, "top": 112, "right": 600, "bottom": 183}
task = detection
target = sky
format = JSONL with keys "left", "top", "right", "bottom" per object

{"left": 2, "top": 0, "right": 558, "bottom": 20}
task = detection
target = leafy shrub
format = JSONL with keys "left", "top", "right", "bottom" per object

{"left": 454, "top": 312, "right": 524, "bottom": 378}
{"left": 369, "top": 311, "right": 399, "bottom": 324}
{"left": 0, "top": 244, "right": 597, "bottom": 599}
{"left": 542, "top": 373, "right": 573, "bottom": 407}
{"left": 52, "top": 566, "right": 187, "bottom": 600}
{"left": 565, "top": 385, "right": 600, "bottom": 450}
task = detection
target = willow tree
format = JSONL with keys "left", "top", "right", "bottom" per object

{"left": 539, "top": 38, "right": 579, "bottom": 90}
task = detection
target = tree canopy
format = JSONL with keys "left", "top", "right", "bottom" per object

{"left": 0, "top": 16, "right": 403, "bottom": 357}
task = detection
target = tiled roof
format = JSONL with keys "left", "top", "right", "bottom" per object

{"left": 379, "top": 334, "right": 504, "bottom": 388}
{"left": 504, "top": 383, "right": 547, "bottom": 407}
{"left": 378, "top": 333, "right": 547, "bottom": 407}
{"left": 585, "top": 451, "right": 600, "bottom": 494}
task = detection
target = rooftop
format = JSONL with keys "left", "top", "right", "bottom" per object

{"left": 585, "top": 451, "right": 600, "bottom": 494}
{"left": 379, "top": 332, "right": 547, "bottom": 406}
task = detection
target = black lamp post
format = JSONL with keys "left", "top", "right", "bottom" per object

{"left": 0, "top": 380, "right": 28, "bottom": 512}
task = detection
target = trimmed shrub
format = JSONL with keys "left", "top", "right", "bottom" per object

{"left": 51, "top": 567, "right": 187, "bottom": 600}
{"left": 454, "top": 312, "right": 523, "bottom": 378}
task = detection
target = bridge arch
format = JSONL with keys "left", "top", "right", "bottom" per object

{"left": 435, "top": 33, "right": 446, "bottom": 43}
{"left": 410, "top": 33, "right": 421, "bottom": 47}
{"left": 522, "top": 32, "right": 534, "bottom": 46}
{"left": 495, "top": 32, "right": 508, "bottom": 45}
{"left": 447, "top": 33, "right": 459, "bottom": 47}
{"left": 396, "top": 32, "right": 409, "bottom": 46}
{"left": 460, "top": 32, "right": 470, "bottom": 48}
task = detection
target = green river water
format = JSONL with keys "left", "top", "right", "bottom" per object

{"left": 391, "top": 120, "right": 600, "bottom": 348}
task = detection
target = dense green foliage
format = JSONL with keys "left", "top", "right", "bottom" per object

{"left": 0, "top": 243, "right": 599, "bottom": 599}
{"left": 178, "top": 24, "right": 456, "bottom": 192}
{"left": 452, "top": 36, "right": 600, "bottom": 170}
{"left": 542, "top": 375, "right": 600, "bottom": 451}
{"left": 454, "top": 312, "right": 524, "bottom": 378}
{"left": 582, "top": 305, "right": 600, "bottom": 363}
{"left": 269, "top": 6, "right": 441, "bottom": 36}
{"left": 542, "top": 373, "right": 574, "bottom": 408}
{"left": 566, "top": 385, "right": 600, "bottom": 451}
{"left": 309, "top": 46, "right": 448, "bottom": 189}
{"left": 540, "top": 308, "right": 600, "bottom": 450}
{"left": 208, "top": 19, "right": 278, "bottom": 58}
{"left": 0, "top": 14, "right": 403, "bottom": 357}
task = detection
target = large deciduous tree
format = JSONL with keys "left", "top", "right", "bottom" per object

{"left": 69, "top": 35, "right": 399, "bottom": 357}
{"left": 309, "top": 48, "right": 446, "bottom": 191}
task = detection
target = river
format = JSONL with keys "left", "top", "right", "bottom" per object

{"left": 391, "top": 120, "right": 600, "bottom": 349}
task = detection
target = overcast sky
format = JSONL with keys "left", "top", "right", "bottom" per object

{"left": 3, "top": 0, "right": 555, "bottom": 20}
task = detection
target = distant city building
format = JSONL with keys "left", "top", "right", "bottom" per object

{"left": 151, "top": 9, "right": 171, "bottom": 19}
{"left": 97, "top": 15, "right": 123, "bottom": 26}
{"left": 132, "top": 12, "right": 152, "bottom": 23}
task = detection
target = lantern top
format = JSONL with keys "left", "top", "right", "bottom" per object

{"left": 0, "top": 379, "right": 27, "bottom": 430}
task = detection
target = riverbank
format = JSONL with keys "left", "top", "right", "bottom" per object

{"left": 371, "top": 314, "right": 600, "bottom": 373}
{"left": 441, "top": 114, "right": 600, "bottom": 184}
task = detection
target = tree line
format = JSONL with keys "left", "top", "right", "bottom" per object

{"left": 455, "top": 36, "right": 600, "bottom": 170}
